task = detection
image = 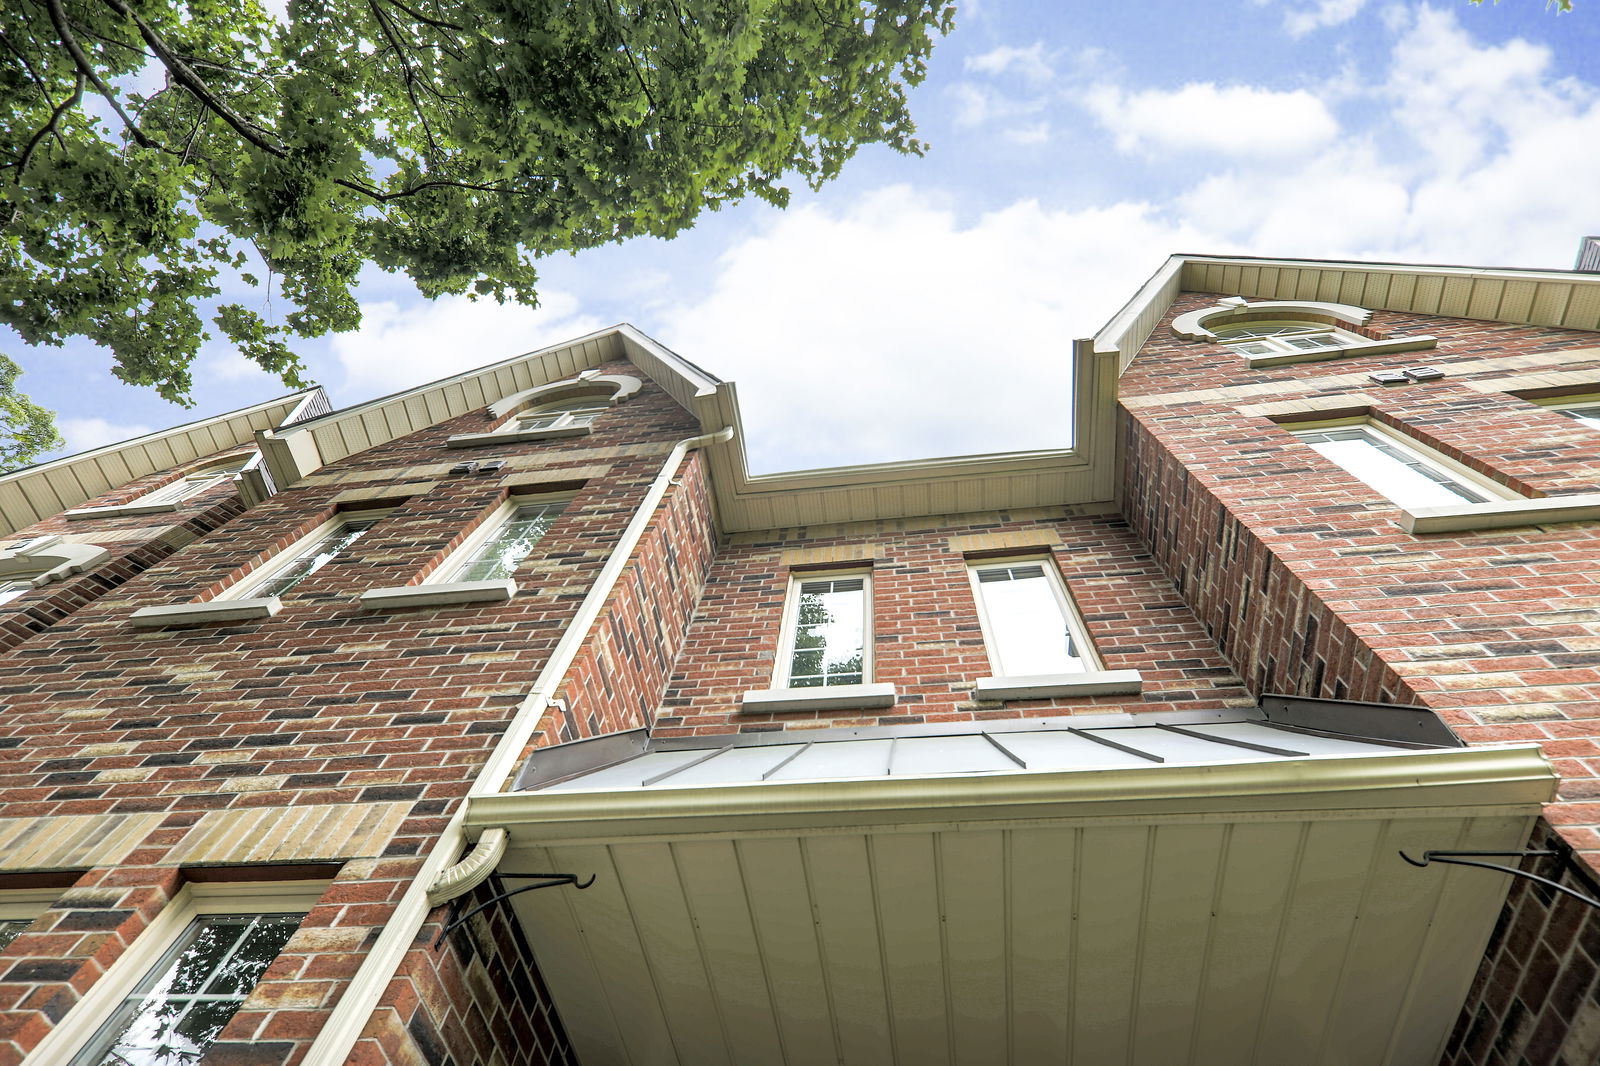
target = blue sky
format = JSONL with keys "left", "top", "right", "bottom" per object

{"left": 13, "top": 0, "right": 1600, "bottom": 473}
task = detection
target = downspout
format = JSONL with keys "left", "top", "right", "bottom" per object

{"left": 302, "top": 425, "right": 734, "bottom": 1065}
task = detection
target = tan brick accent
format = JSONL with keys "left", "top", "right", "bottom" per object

{"left": 168, "top": 803, "right": 413, "bottom": 864}
{"left": 947, "top": 529, "right": 1063, "bottom": 554}
{"left": 0, "top": 813, "right": 164, "bottom": 870}
{"left": 331, "top": 481, "right": 438, "bottom": 505}
{"left": 778, "top": 543, "right": 883, "bottom": 567}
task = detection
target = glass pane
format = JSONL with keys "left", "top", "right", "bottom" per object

{"left": 250, "top": 517, "right": 379, "bottom": 598}
{"left": 786, "top": 578, "right": 866, "bottom": 687}
{"left": 1561, "top": 405, "right": 1600, "bottom": 430}
{"left": 71, "top": 913, "right": 303, "bottom": 1066}
{"left": 1301, "top": 429, "right": 1484, "bottom": 507}
{"left": 975, "top": 565, "right": 1084, "bottom": 676}
{"left": 450, "top": 501, "right": 566, "bottom": 582}
{"left": 518, "top": 414, "right": 561, "bottom": 430}
{"left": 0, "top": 582, "right": 30, "bottom": 606}
{"left": 0, "top": 919, "right": 28, "bottom": 950}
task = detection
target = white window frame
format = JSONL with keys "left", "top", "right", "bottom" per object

{"left": 133, "top": 455, "right": 253, "bottom": 507}
{"left": 431, "top": 494, "right": 571, "bottom": 585}
{"left": 0, "top": 578, "right": 33, "bottom": 607}
{"left": 964, "top": 556, "right": 1143, "bottom": 701}
{"left": 216, "top": 508, "right": 389, "bottom": 602}
{"left": 1211, "top": 321, "right": 1367, "bottom": 357}
{"left": 773, "top": 569, "right": 874, "bottom": 690}
{"left": 967, "top": 557, "right": 1101, "bottom": 677}
{"left": 22, "top": 880, "right": 324, "bottom": 1066}
{"left": 1540, "top": 393, "right": 1600, "bottom": 430}
{"left": 357, "top": 494, "right": 570, "bottom": 610}
{"left": 0, "top": 887, "right": 59, "bottom": 950}
{"left": 513, "top": 398, "right": 609, "bottom": 433}
{"left": 1289, "top": 419, "right": 1515, "bottom": 508}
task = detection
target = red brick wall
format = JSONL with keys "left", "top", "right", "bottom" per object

{"left": 0, "top": 361, "right": 703, "bottom": 1064}
{"left": 656, "top": 507, "right": 1254, "bottom": 736}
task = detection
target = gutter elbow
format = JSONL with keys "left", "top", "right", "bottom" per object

{"left": 426, "top": 827, "right": 508, "bottom": 907}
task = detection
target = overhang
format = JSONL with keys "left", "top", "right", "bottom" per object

{"left": 463, "top": 716, "right": 1554, "bottom": 1066}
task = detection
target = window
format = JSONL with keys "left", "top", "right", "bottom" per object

{"left": 1211, "top": 321, "right": 1363, "bottom": 357}
{"left": 969, "top": 560, "right": 1095, "bottom": 677}
{"left": 1292, "top": 423, "right": 1505, "bottom": 508}
{"left": 436, "top": 496, "right": 567, "bottom": 582}
{"left": 24, "top": 881, "right": 320, "bottom": 1066}
{"left": 221, "top": 509, "right": 386, "bottom": 600}
{"left": 135, "top": 454, "right": 255, "bottom": 507}
{"left": 70, "top": 913, "right": 301, "bottom": 1066}
{"left": 0, "top": 579, "right": 31, "bottom": 607}
{"left": 1544, "top": 396, "right": 1600, "bottom": 430}
{"left": 516, "top": 397, "right": 609, "bottom": 432}
{"left": 0, "top": 919, "right": 27, "bottom": 950}
{"left": 777, "top": 573, "right": 870, "bottom": 688}
{"left": 0, "top": 889, "right": 54, "bottom": 950}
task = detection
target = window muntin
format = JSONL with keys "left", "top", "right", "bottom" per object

{"left": 969, "top": 560, "right": 1094, "bottom": 677}
{"left": 1292, "top": 424, "right": 1495, "bottom": 508}
{"left": 516, "top": 397, "right": 608, "bottom": 432}
{"left": 136, "top": 455, "right": 255, "bottom": 507}
{"left": 438, "top": 497, "right": 567, "bottom": 582}
{"left": 222, "top": 510, "right": 386, "bottom": 600}
{"left": 1212, "top": 321, "right": 1359, "bottom": 356}
{"left": 777, "top": 574, "right": 870, "bottom": 688}
{"left": 69, "top": 912, "right": 301, "bottom": 1066}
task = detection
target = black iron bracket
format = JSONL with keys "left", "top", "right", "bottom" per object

{"left": 433, "top": 871, "right": 596, "bottom": 948}
{"left": 1399, "top": 849, "right": 1600, "bottom": 910}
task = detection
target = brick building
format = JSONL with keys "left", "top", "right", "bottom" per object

{"left": 0, "top": 255, "right": 1596, "bottom": 1065}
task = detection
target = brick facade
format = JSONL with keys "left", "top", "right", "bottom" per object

{"left": 0, "top": 361, "right": 703, "bottom": 1065}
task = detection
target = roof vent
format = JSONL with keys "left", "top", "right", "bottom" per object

{"left": 1577, "top": 236, "right": 1600, "bottom": 273}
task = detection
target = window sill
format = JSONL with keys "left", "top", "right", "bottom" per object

{"left": 445, "top": 426, "right": 591, "bottom": 449}
{"left": 974, "top": 670, "right": 1144, "bottom": 701}
{"left": 65, "top": 501, "right": 180, "bottom": 521}
{"left": 1401, "top": 492, "right": 1600, "bottom": 533}
{"left": 359, "top": 579, "right": 517, "bottom": 610}
{"left": 1243, "top": 335, "right": 1437, "bottom": 368}
{"left": 130, "top": 597, "right": 281, "bottom": 628}
{"left": 740, "top": 683, "right": 897, "bottom": 713}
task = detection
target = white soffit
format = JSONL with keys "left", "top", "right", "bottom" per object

{"left": 480, "top": 744, "right": 1552, "bottom": 1066}
{"left": 0, "top": 389, "right": 320, "bottom": 537}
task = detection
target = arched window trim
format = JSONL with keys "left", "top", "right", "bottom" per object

{"left": 448, "top": 372, "right": 643, "bottom": 449}
{"left": 1171, "top": 298, "right": 1436, "bottom": 368}
{"left": 65, "top": 450, "right": 257, "bottom": 521}
{"left": 0, "top": 534, "right": 111, "bottom": 604}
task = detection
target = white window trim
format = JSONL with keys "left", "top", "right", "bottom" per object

{"left": 1169, "top": 298, "right": 1435, "bottom": 368}
{"left": 217, "top": 508, "right": 389, "bottom": 602}
{"left": 1539, "top": 393, "right": 1600, "bottom": 429}
{"left": 0, "top": 887, "right": 59, "bottom": 927}
{"left": 966, "top": 557, "right": 1143, "bottom": 701}
{"left": 1291, "top": 418, "right": 1518, "bottom": 508}
{"left": 22, "top": 880, "right": 325, "bottom": 1066}
{"left": 742, "top": 569, "right": 895, "bottom": 713}
{"left": 65, "top": 454, "right": 255, "bottom": 521}
{"left": 358, "top": 493, "right": 570, "bottom": 610}
{"left": 0, "top": 536, "right": 112, "bottom": 602}
{"left": 446, "top": 372, "right": 642, "bottom": 449}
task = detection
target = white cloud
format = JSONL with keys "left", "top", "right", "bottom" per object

{"left": 1163, "top": 6, "right": 1600, "bottom": 267}
{"left": 965, "top": 43, "right": 1055, "bottom": 86}
{"left": 1282, "top": 0, "right": 1368, "bottom": 36}
{"left": 1084, "top": 83, "right": 1340, "bottom": 157}
{"left": 331, "top": 292, "right": 607, "bottom": 398}
{"left": 60, "top": 417, "right": 154, "bottom": 453}
{"left": 654, "top": 188, "right": 1224, "bottom": 473}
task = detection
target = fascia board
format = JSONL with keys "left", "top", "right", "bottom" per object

{"left": 1174, "top": 253, "right": 1600, "bottom": 287}
{"left": 466, "top": 743, "right": 1554, "bottom": 844}
{"left": 0, "top": 389, "right": 317, "bottom": 483}
{"left": 1092, "top": 255, "right": 1185, "bottom": 358}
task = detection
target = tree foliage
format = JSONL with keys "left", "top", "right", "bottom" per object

{"left": 0, "top": 0, "right": 953, "bottom": 461}
{"left": 0, "top": 355, "right": 59, "bottom": 469}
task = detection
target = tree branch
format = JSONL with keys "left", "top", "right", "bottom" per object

{"left": 45, "top": 0, "right": 157, "bottom": 148}
{"left": 93, "top": 0, "right": 286, "bottom": 157}
{"left": 366, "top": 0, "right": 441, "bottom": 156}
{"left": 12, "top": 71, "right": 83, "bottom": 179}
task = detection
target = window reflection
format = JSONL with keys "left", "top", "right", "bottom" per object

{"left": 973, "top": 564, "right": 1086, "bottom": 677}
{"left": 786, "top": 577, "right": 866, "bottom": 687}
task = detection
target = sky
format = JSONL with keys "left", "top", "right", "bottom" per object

{"left": 11, "top": 0, "right": 1600, "bottom": 474}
